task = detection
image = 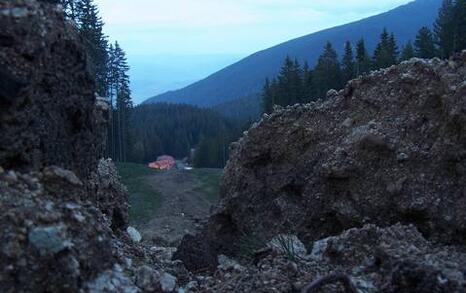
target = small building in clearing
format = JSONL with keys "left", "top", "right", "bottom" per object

{"left": 148, "top": 155, "right": 176, "bottom": 170}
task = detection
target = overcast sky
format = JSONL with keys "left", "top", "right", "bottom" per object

{"left": 94, "top": 0, "right": 414, "bottom": 103}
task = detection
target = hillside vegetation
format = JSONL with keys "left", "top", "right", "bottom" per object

{"left": 145, "top": 0, "right": 442, "bottom": 110}
{"left": 128, "top": 103, "right": 243, "bottom": 168}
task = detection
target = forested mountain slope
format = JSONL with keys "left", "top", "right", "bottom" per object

{"left": 145, "top": 0, "right": 442, "bottom": 108}
{"left": 128, "top": 103, "right": 242, "bottom": 167}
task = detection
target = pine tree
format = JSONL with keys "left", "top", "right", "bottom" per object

{"left": 108, "top": 42, "right": 132, "bottom": 162}
{"left": 388, "top": 33, "right": 400, "bottom": 63}
{"left": 414, "top": 27, "right": 437, "bottom": 58}
{"left": 106, "top": 43, "right": 116, "bottom": 159}
{"left": 275, "top": 56, "right": 303, "bottom": 106}
{"left": 302, "top": 61, "right": 314, "bottom": 100}
{"left": 373, "top": 29, "right": 390, "bottom": 68}
{"left": 261, "top": 78, "right": 273, "bottom": 114}
{"left": 312, "top": 42, "right": 343, "bottom": 98}
{"left": 61, "top": 0, "right": 133, "bottom": 161}
{"left": 373, "top": 29, "right": 398, "bottom": 68}
{"left": 342, "top": 41, "right": 355, "bottom": 82}
{"left": 400, "top": 41, "right": 415, "bottom": 61}
{"left": 434, "top": 0, "right": 456, "bottom": 58}
{"left": 60, "top": 0, "right": 78, "bottom": 20}
{"left": 293, "top": 58, "right": 305, "bottom": 103}
{"left": 76, "top": 0, "right": 108, "bottom": 96}
{"left": 355, "top": 38, "right": 372, "bottom": 75}
{"left": 454, "top": 0, "right": 466, "bottom": 52}
{"left": 269, "top": 78, "right": 279, "bottom": 108}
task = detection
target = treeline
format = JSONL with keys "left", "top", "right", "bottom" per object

{"left": 58, "top": 0, "right": 133, "bottom": 161}
{"left": 55, "top": 1, "right": 242, "bottom": 167}
{"left": 128, "top": 103, "right": 243, "bottom": 168}
{"left": 262, "top": 0, "right": 466, "bottom": 113}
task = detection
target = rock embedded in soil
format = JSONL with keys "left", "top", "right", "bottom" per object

{"left": 0, "top": 1, "right": 153, "bottom": 292}
{"left": 193, "top": 224, "right": 466, "bottom": 292}
{"left": 127, "top": 226, "right": 143, "bottom": 243}
{"left": 28, "top": 225, "right": 72, "bottom": 256}
{"left": 160, "top": 272, "right": 177, "bottom": 292}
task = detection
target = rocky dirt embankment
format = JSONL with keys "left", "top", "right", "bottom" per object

{"left": 175, "top": 52, "right": 466, "bottom": 291}
{"left": 0, "top": 2, "right": 185, "bottom": 292}
{"left": 3, "top": 1, "right": 466, "bottom": 292}
{"left": 0, "top": 0, "right": 106, "bottom": 179}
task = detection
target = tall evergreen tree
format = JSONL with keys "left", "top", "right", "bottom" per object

{"left": 400, "top": 41, "right": 415, "bottom": 61}
{"left": 275, "top": 56, "right": 303, "bottom": 106}
{"left": 454, "top": 0, "right": 466, "bottom": 52}
{"left": 312, "top": 42, "right": 342, "bottom": 98}
{"left": 373, "top": 29, "right": 390, "bottom": 68}
{"left": 373, "top": 29, "right": 399, "bottom": 68}
{"left": 342, "top": 41, "right": 355, "bottom": 82}
{"left": 261, "top": 78, "right": 273, "bottom": 114}
{"left": 76, "top": 0, "right": 108, "bottom": 96}
{"left": 108, "top": 42, "right": 132, "bottom": 162}
{"left": 355, "top": 38, "right": 372, "bottom": 75}
{"left": 414, "top": 27, "right": 437, "bottom": 58}
{"left": 106, "top": 43, "right": 116, "bottom": 159}
{"left": 434, "top": 0, "right": 456, "bottom": 58}
{"left": 60, "top": 0, "right": 78, "bottom": 20}
{"left": 388, "top": 33, "right": 400, "bottom": 63}
{"left": 302, "top": 61, "right": 314, "bottom": 99}
{"left": 293, "top": 58, "right": 305, "bottom": 102}
{"left": 58, "top": 0, "right": 133, "bottom": 161}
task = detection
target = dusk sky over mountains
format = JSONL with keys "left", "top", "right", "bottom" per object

{"left": 95, "top": 0, "right": 414, "bottom": 103}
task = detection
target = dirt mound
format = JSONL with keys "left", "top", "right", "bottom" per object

{"left": 175, "top": 52, "right": 466, "bottom": 278}
{"left": 0, "top": 2, "right": 183, "bottom": 292}
{"left": 0, "top": 0, "right": 106, "bottom": 179}
{"left": 3, "top": 1, "right": 466, "bottom": 292}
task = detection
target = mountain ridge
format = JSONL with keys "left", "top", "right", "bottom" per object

{"left": 144, "top": 0, "right": 442, "bottom": 110}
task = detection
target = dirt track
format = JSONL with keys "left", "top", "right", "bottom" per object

{"left": 137, "top": 168, "right": 221, "bottom": 246}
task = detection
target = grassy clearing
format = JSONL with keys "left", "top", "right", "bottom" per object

{"left": 116, "top": 162, "right": 162, "bottom": 225}
{"left": 192, "top": 169, "right": 223, "bottom": 202}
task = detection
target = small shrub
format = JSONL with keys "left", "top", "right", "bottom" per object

{"left": 238, "top": 231, "right": 267, "bottom": 263}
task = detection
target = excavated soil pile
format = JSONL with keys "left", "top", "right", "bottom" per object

{"left": 2, "top": 1, "right": 466, "bottom": 292}
{"left": 0, "top": 2, "right": 184, "bottom": 292}
{"left": 176, "top": 52, "right": 466, "bottom": 292}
